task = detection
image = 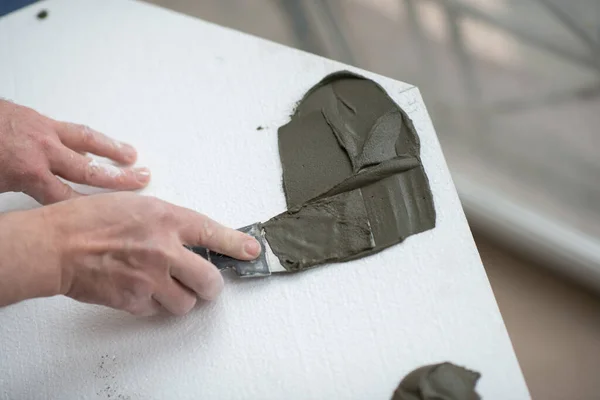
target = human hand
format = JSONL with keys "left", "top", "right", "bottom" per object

{"left": 0, "top": 192, "right": 260, "bottom": 315}
{"left": 0, "top": 99, "right": 150, "bottom": 204}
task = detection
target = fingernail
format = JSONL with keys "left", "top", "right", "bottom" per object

{"left": 134, "top": 167, "right": 151, "bottom": 183}
{"left": 205, "top": 272, "right": 225, "bottom": 300}
{"left": 244, "top": 239, "right": 261, "bottom": 258}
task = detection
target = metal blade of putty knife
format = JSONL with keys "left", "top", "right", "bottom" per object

{"left": 186, "top": 223, "right": 287, "bottom": 278}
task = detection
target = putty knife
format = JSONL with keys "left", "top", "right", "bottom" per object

{"left": 186, "top": 223, "right": 287, "bottom": 278}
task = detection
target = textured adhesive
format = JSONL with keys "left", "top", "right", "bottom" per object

{"left": 262, "top": 71, "right": 436, "bottom": 271}
{"left": 391, "top": 362, "right": 481, "bottom": 400}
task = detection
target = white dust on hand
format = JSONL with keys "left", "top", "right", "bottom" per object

{"left": 88, "top": 158, "right": 124, "bottom": 178}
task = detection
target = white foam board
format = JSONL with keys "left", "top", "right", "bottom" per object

{"left": 0, "top": 1, "right": 529, "bottom": 399}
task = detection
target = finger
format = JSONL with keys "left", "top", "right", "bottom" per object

{"left": 170, "top": 248, "right": 225, "bottom": 301}
{"left": 24, "top": 170, "right": 83, "bottom": 204}
{"left": 152, "top": 278, "right": 198, "bottom": 316}
{"left": 54, "top": 122, "right": 137, "bottom": 165}
{"left": 50, "top": 148, "right": 150, "bottom": 190}
{"left": 124, "top": 296, "right": 163, "bottom": 317}
{"left": 110, "top": 272, "right": 163, "bottom": 317}
{"left": 173, "top": 206, "right": 261, "bottom": 260}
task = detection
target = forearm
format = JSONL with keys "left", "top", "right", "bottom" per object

{"left": 0, "top": 209, "right": 63, "bottom": 306}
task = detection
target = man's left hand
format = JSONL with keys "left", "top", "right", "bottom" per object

{"left": 0, "top": 99, "right": 150, "bottom": 204}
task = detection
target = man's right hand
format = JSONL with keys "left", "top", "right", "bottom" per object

{"left": 0, "top": 192, "right": 261, "bottom": 316}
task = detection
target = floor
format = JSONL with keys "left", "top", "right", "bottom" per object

{"left": 140, "top": 1, "right": 600, "bottom": 398}
{"left": 476, "top": 233, "right": 600, "bottom": 400}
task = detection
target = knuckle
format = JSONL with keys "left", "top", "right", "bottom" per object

{"left": 129, "top": 272, "right": 154, "bottom": 294}
{"left": 37, "top": 135, "right": 58, "bottom": 152}
{"left": 159, "top": 207, "right": 176, "bottom": 225}
{"left": 125, "top": 302, "right": 148, "bottom": 316}
{"left": 19, "top": 166, "right": 54, "bottom": 203}
{"left": 119, "top": 291, "right": 139, "bottom": 314}
{"left": 78, "top": 124, "right": 94, "bottom": 144}
{"left": 24, "top": 165, "right": 48, "bottom": 183}
{"left": 136, "top": 242, "right": 170, "bottom": 264}
{"left": 173, "top": 296, "right": 197, "bottom": 316}
{"left": 150, "top": 201, "right": 176, "bottom": 226}
{"left": 126, "top": 299, "right": 157, "bottom": 316}
{"left": 154, "top": 247, "right": 174, "bottom": 265}
{"left": 117, "top": 290, "right": 135, "bottom": 312}
{"left": 144, "top": 197, "right": 167, "bottom": 215}
{"left": 198, "top": 217, "right": 216, "bottom": 243}
{"left": 121, "top": 281, "right": 153, "bottom": 315}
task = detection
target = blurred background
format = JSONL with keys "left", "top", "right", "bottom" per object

{"left": 2, "top": 0, "right": 600, "bottom": 398}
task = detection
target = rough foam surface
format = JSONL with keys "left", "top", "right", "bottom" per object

{"left": 0, "top": 1, "right": 529, "bottom": 399}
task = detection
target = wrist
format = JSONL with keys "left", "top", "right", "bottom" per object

{"left": 38, "top": 205, "right": 72, "bottom": 297}
{"left": 0, "top": 208, "right": 64, "bottom": 305}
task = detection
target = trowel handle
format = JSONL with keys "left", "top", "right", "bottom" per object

{"left": 184, "top": 223, "right": 272, "bottom": 277}
{"left": 185, "top": 245, "right": 235, "bottom": 271}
